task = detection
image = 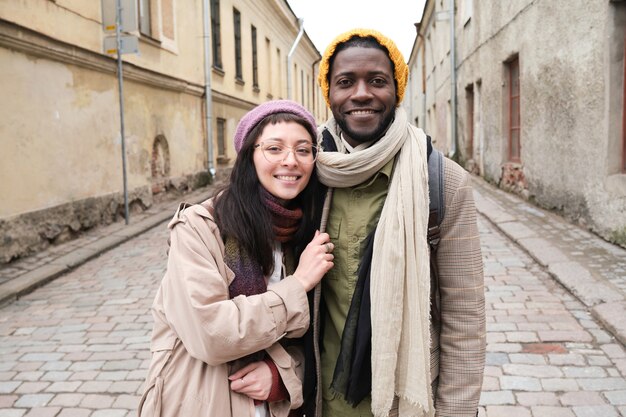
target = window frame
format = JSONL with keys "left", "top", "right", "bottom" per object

{"left": 137, "top": 0, "right": 152, "bottom": 36}
{"left": 233, "top": 8, "right": 243, "bottom": 82}
{"left": 210, "top": 0, "right": 223, "bottom": 69}
{"left": 466, "top": 84, "right": 474, "bottom": 158}
{"left": 507, "top": 56, "right": 521, "bottom": 162}
{"left": 217, "top": 117, "right": 227, "bottom": 157}
{"left": 251, "top": 25, "right": 259, "bottom": 89}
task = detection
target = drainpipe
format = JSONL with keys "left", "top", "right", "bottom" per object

{"left": 449, "top": 0, "right": 458, "bottom": 160}
{"left": 287, "top": 18, "right": 305, "bottom": 100}
{"left": 202, "top": 0, "right": 215, "bottom": 177}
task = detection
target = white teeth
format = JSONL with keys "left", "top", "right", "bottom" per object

{"left": 350, "top": 110, "right": 374, "bottom": 115}
{"left": 276, "top": 176, "right": 298, "bottom": 181}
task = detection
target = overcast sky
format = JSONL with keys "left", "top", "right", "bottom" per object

{"left": 286, "top": 0, "right": 426, "bottom": 60}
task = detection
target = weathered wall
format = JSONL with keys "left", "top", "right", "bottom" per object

{"left": 408, "top": 0, "right": 626, "bottom": 246}
{"left": 0, "top": 0, "right": 206, "bottom": 85}
{"left": 208, "top": 0, "right": 324, "bottom": 165}
{"left": 0, "top": 0, "right": 210, "bottom": 263}
{"left": 594, "top": 3, "right": 626, "bottom": 244}
{"left": 0, "top": 0, "right": 326, "bottom": 263}
{"left": 461, "top": 0, "right": 626, "bottom": 243}
{"left": 0, "top": 47, "right": 206, "bottom": 218}
{"left": 0, "top": 44, "right": 208, "bottom": 262}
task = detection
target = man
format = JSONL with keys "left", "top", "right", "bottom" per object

{"left": 305, "top": 29, "right": 485, "bottom": 417}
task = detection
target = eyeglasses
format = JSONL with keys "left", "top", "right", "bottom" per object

{"left": 254, "top": 142, "right": 318, "bottom": 164}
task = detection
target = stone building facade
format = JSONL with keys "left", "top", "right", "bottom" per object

{"left": 208, "top": 0, "right": 326, "bottom": 167}
{"left": 0, "top": 0, "right": 325, "bottom": 263}
{"left": 405, "top": 0, "right": 626, "bottom": 246}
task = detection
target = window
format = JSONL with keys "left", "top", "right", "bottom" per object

{"left": 292, "top": 63, "right": 297, "bottom": 100}
{"left": 251, "top": 25, "right": 259, "bottom": 89}
{"left": 300, "top": 69, "right": 304, "bottom": 103}
{"left": 508, "top": 56, "right": 521, "bottom": 162}
{"left": 217, "top": 118, "right": 227, "bottom": 157}
{"left": 210, "top": 0, "right": 222, "bottom": 69}
{"left": 276, "top": 48, "right": 282, "bottom": 98}
{"left": 233, "top": 8, "right": 243, "bottom": 81}
{"left": 265, "top": 38, "right": 272, "bottom": 97}
{"left": 466, "top": 84, "right": 474, "bottom": 158}
{"left": 138, "top": 0, "right": 151, "bottom": 36}
{"left": 307, "top": 74, "right": 311, "bottom": 108}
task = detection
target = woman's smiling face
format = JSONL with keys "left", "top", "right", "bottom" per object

{"left": 253, "top": 121, "right": 315, "bottom": 202}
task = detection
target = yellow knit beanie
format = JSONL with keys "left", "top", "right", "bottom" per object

{"left": 317, "top": 28, "right": 408, "bottom": 107}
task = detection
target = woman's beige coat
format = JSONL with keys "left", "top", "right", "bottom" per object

{"left": 138, "top": 201, "right": 310, "bottom": 417}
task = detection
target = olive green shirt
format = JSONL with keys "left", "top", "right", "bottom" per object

{"left": 321, "top": 158, "right": 394, "bottom": 417}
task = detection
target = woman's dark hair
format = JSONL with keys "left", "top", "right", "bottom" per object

{"left": 327, "top": 35, "right": 397, "bottom": 92}
{"left": 212, "top": 112, "right": 322, "bottom": 276}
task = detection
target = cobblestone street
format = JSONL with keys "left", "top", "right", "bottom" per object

{"left": 4, "top": 0, "right": 626, "bottom": 416}
{"left": 478, "top": 219, "right": 626, "bottom": 417}
{"left": 0, "top": 222, "right": 167, "bottom": 417}
{"left": 0, "top": 209, "right": 625, "bottom": 416}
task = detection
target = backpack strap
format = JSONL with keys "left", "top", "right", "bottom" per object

{"left": 321, "top": 128, "right": 338, "bottom": 152}
{"left": 427, "top": 136, "right": 445, "bottom": 253}
{"left": 426, "top": 135, "right": 445, "bottom": 325}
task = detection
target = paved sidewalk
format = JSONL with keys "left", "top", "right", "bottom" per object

{"left": 472, "top": 177, "right": 626, "bottom": 347}
{"left": 478, "top": 216, "right": 626, "bottom": 417}
{"left": 0, "top": 181, "right": 225, "bottom": 307}
{"left": 1, "top": 174, "right": 625, "bottom": 346}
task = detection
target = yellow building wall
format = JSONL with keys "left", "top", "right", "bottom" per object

{"left": 208, "top": 0, "right": 325, "bottom": 165}
{"left": 0, "top": 0, "right": 207, "bottom": 219}
{"left": 0, "top": 0, "right": 326, "bottom": 262}
{"left": 0, "top": 0, "right": 205, "bottom": 85}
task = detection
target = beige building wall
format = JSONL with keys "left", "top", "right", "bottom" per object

{"left": 406, "top": 0, "right": 626, "bottom": 247}
{"left": 404, "top": 0, "right": 452, "bottom": 155}
{"left": 0, "top": 0, "right": 326, "bottom": 263}
{"left": 208, "top": 0, "right": 326, "bottom": 167}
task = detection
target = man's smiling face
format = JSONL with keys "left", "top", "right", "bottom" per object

{"left": 328, "top": 46, "right": 397, "bottom": 147}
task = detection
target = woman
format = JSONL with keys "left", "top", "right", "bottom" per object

{"left": 138, "top": 100, "right": 334, "bottom": 417}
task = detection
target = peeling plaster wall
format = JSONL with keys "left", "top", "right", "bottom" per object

{"left": 453, "top": 0, "right": 626, "bottom": 245}
{"left": 1, "top": 48, "right": 118, "bottom": 217}
{"left": 0, "top": 0, "right": 326, "bottom": 263}
{"left": 0, "top": 48, "right": 205, "bottom": 219}
{"left": 408, "top": 0, "right": 626, "bottom": 246}
{"left": 0, "top": 0, "right": 205, "bottom": 85}
{"left": 0, "top": 0, "right": 210, "bottom": 262}
{"left": 0, "top": 46, "right": 208, "bottom": 262}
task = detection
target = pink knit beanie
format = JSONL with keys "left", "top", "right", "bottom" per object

{"left": 233, "top": 100, "right": 318, "bottom": 153}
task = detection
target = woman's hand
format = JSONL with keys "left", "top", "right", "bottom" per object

{"left": 293, "top": 231, "right": 334, "bottom": 292}
{"left": 229, "top": 361, "right": 272, "bottom": 401}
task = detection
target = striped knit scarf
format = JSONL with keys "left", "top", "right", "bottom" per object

{"left": 225, "top": 188, "right": 303, "bottom": 299}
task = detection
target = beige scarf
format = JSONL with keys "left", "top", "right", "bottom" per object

{"left": 316, "top": 108, "right": 434, "bottom": 417}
